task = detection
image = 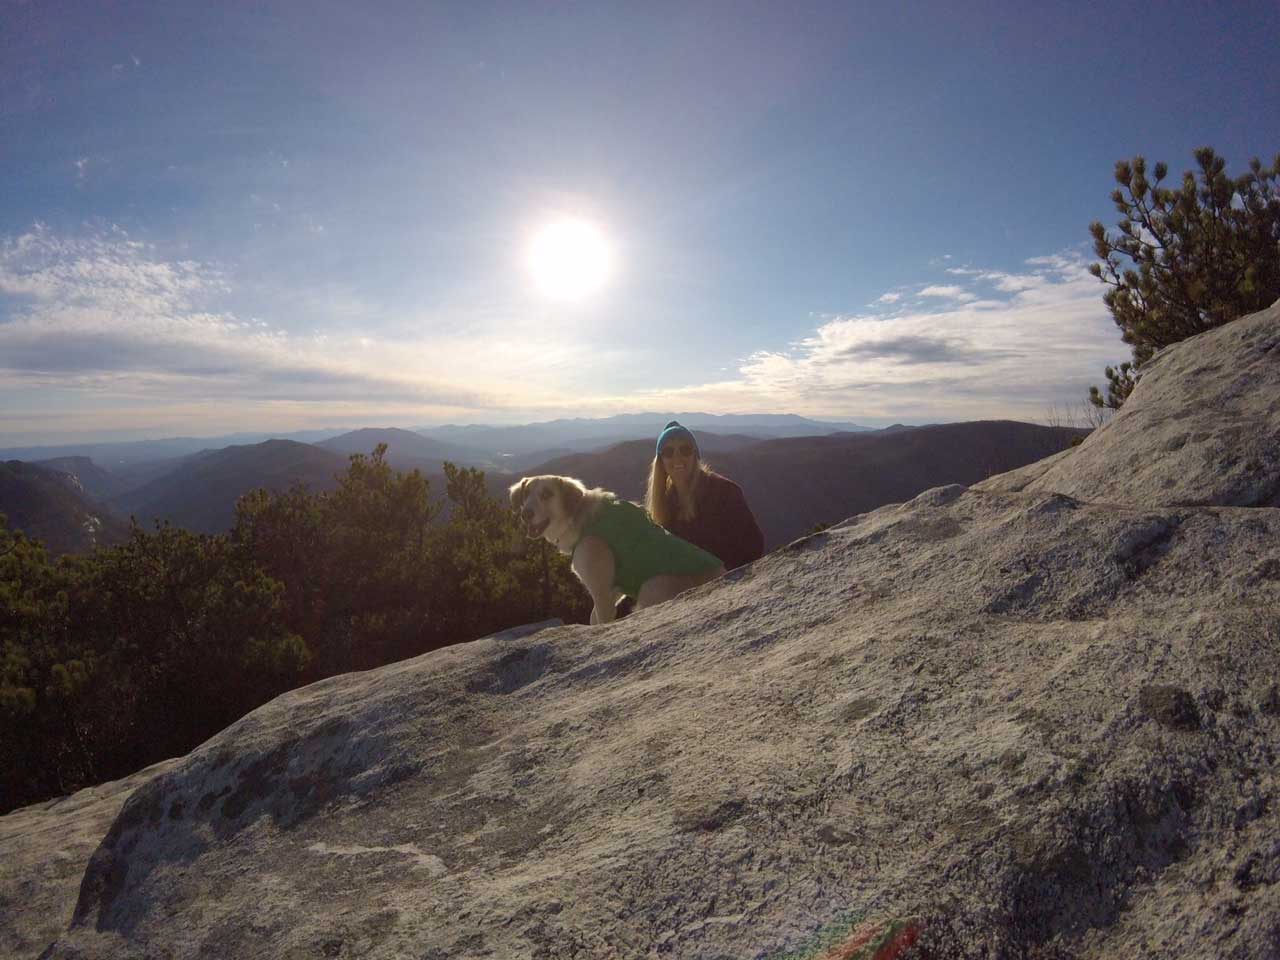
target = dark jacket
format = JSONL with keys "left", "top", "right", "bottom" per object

{"left": 663, "top": 471, "right": 764, "bottom": 572}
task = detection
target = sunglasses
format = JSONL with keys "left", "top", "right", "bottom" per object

{"left": 660, "top": 443, "right": 695, "bottom": 459}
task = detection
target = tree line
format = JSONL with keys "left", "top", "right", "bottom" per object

{"left": 0, "top": 446, "right": 589, "bottom": 814}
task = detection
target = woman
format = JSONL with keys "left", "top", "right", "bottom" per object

{"left": 644, "top": 420, "right": 764, "bottom": 571}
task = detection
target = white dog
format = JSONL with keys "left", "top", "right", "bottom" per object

{"left": 509, "top": 475, "right": 725, "bottom": 624}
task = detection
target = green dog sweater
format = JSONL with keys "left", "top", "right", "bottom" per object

{"left": 575, "top": 499, "right": 721, "bottom": 598}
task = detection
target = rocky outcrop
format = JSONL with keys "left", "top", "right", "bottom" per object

{"left": 10, "top": 301, "right": 1280, "bottom": 958}
{"left": 977, "top": 298, "right": 1280, "bottom": 508}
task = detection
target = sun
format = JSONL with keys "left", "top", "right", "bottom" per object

{"left": 527, "top": 219, "right": 613, "bottom": 300}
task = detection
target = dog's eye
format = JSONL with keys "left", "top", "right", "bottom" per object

{"left": 539, "top": 489, "right": 553, "bottom": 501}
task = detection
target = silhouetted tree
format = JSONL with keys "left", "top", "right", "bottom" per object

{"left": 1089, "top": 147, "right": 1280, "bottom": 408}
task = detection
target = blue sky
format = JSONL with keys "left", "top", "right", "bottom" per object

{"left": 2, "top": 0, "right": 1277, "bottom": 443}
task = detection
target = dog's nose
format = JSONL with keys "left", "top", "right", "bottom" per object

{"left": 521, "top": 506, "right": 534, "bottom": 521}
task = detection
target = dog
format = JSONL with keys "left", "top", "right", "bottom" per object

{"left": 509, "top": 474, "right": 725, "bottom": 624}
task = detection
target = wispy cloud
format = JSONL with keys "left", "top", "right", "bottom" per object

{"left": 981, "top": 270, "right": 1043, "bottom": 293}
{"left": 822, "top": 334, "right": 1017, "bottom": 366}
{"left": 611, "top": 251, "right": 1122, "bottom": 423}
{"left": 919, "top": 284, "right": 977, "bottom": 302}
{"left": 0, "top": 225, "right": 598, "bottom": 429}
{"left": 1, "top": 224, "right": 220, "bottom": 308}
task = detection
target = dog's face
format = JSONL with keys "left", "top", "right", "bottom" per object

{"left": 509, "top": 475, "right": 584, "bottom": 540}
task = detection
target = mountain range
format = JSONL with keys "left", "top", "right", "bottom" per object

{"left": 315, "top": 427, "right": 481, "bottom": 469}
{"left": 107, "top": 439, "right": 352, "bottom": 535}
{"left": 0, "top": 412, "right": 866, "bottom": 472}
{"left": 413, "top": 412, "right": 870, "bottom": 464}
{"left": 0, "top": 415, "right": 1086, "bottom": 552}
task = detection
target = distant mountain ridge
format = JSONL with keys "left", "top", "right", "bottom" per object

{"left": 0, "top": 429, "right": 347, "bottom": 469}
{"left": 1, "top": 419, "right": 1086, "bottom": 547}
{"left": 109, "top": 439, "right": 350, "bottom": 535}
{"left": 32, "top": 456, "right": 135, "bottom": 502}
{"left": 0, "top": 460, "right": 130, "bottom": 554}
{"left": 0, "top": 414, "right": 869, "bottom": 475}
{"left": 316, "top": 428, "right": 490, "bottom": 471}
{"left": 415, "top": 412, "right": 869, "bottom": 461}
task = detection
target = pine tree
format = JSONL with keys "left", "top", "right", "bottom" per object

{"left": 1088, "top": 147, "right": 1280, "bottom": 409}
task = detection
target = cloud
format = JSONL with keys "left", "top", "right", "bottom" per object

{"left": 981, "top": 270, "right": 1043, "bottom": 293}
{"left": 876, "top": 292, "right": 902, "bottom": 303}
{"left": 0, "top": 223, "right": 217, "bottom": 309}
{"left": 919, "top": 285, "right": 977, "bottom": 302}
{"left": 823, "top": 334, "right": 1017, "bottom": 366}
{"left": 607, "top": 250, "right": 1122, "bottom": 423}
{"left": 0, "top": 225, "right": 576, "bottom": 417}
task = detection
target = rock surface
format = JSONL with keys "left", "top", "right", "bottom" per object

{"left": 0, "top": 759, "right": 181, "bottom": 959}
{"left": 9, "top": 302, "right": 1280, "bottom": 959}
{"left": 977, "top": 298, "right": 1280, "bottom": 508}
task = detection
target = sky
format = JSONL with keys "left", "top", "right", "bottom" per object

{"left": 2, "top": 0, "right": 1277, "bottom": 444}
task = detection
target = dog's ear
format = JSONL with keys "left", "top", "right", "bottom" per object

{"left": 556, "top": 476, "right": 585, "bottom": 517}
{"left": 509, "top": 477, "right": 532, "bottom": 510}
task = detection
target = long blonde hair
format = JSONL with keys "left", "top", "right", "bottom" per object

{"left": 645, "top": 455, "right": 712, "bottom": 527}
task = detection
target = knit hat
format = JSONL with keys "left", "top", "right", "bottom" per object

{"left": 655, "top": 420, "right": 699, "bottom": 458}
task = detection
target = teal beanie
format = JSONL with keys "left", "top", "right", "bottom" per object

{"left": 655, "top": 420, "right": 699, "bottom": 458}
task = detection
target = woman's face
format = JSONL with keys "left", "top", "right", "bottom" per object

{"left": 660, "top": 440, "right": 697, "bottom": 481}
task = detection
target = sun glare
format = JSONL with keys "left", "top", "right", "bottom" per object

{"left": 527, "top": 220, "right": 612, "bottom": 299}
